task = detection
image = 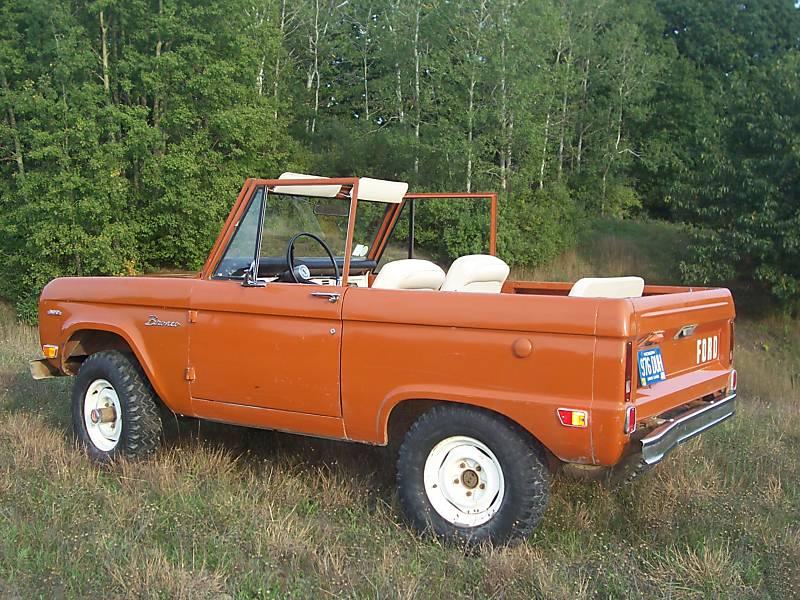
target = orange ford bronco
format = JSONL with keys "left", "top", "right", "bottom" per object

{"left": 31, "top": 174, "right": 737, "bottom": 544}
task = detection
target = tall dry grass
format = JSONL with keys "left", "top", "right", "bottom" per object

{"left": 0, "top": 220, "right": 798, "bottom": 598}
{"left": 513, "top": 219, "right": 689, "bottom": 284}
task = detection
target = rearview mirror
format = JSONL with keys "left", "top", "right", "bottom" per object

{"left": 313, "top": 199, "right": 349, "bottom": 218}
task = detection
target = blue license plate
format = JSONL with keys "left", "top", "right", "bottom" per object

{"left": 638, "top": 347, "right": 666, "bottom": 386}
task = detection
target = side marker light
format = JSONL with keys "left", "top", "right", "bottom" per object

{"left": 557, "top": 408, "right": 588, "bottom": 428}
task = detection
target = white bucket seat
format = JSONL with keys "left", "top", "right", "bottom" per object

{"left": 568, "top": 276, "right": 645, "bottom": 298}
{"left": 441, "top": 255, "right": 510, "bottom": 293}
{"left": 372, "top": 259, "right": 446, "bottom": 290}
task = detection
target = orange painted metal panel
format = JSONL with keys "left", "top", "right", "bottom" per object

{"left": 342, "top": 286, "right": 607, "bottom": 336}
{"left": 188, "top": 280, "right": 345, "bottom": 417}
{"left": 39, "top": 276, "right": 195, "bottom": 415}
{"left": 192, "top": 398, "right": 346, "bottom": 440}
{"left": 36, "top": 179, "right": 738, "bottom": 469}
{"left": 340, "top": 312, "right": 596, "bottom": 463}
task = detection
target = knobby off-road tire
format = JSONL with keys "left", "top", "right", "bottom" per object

{"left": 72, "top": 350, "right": 163, "bottom": 463}
{"left": 396, "top": 405, "right": 550, "bottom": 546}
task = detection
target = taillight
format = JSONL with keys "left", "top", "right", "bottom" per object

{"left": 557, "top": 408, "right": 588, "bottom": 428}
{"left": 624, "top": 341, "right": 633, "bottom": 403}
{"left": 729, "top": 321, "right": 735, "bottom": 362}
{"left": 624, "top": 405, "right": 637, "bottom": 434}
{"left": 729, "top": 369, "right": 738, "bottom": 392}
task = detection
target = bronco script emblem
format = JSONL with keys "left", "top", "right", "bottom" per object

{"left": 144, "top": 315, "right": 181, "bottom": 328}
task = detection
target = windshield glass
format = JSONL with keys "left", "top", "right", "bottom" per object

{"left": 213, "top": 187, "right": 390, "bottom": 279}
{"left": 263, "top": 194, "right": 350, "bottom": 256}
{"left": 263, "top": 193, "right": 389, "bottom": 258}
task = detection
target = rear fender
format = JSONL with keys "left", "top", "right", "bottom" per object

{"left": 373, "top": 386, "right": 595, "bottom": 465}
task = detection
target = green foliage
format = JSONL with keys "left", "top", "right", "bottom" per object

{"left": 0, "top": 0, "right": 299, "bottom": 319}
{"left": 498, "top": 184, "right": 584, "bottom": 267}
{"left": 0, "top": 0, "right": 799, "bottom": 317}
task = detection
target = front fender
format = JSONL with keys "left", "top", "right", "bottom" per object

{"left": 57, "top": 304, "right": 192, "bottom": 415}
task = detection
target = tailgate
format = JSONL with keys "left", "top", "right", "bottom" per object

{"left": 629, "top": 288, "right": 735, "bottom": 419}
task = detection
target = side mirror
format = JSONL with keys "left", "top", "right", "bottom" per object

{"left": 242, "top": 260, "right": 266, "bottom": 288}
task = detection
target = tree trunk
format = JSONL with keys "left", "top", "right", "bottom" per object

{"left": 0, "top": 71, "right": 25, "bottom": 182}
{"left": 413, "top": 2, "right": 421, "bottom": 175}
{"left": 257, "top": 58, "right": 265, "bottom": 96}
{"left": 576, "top": 58, "right": 589, "bottom": 172}
{"left": 386, "top": 0, "right": 404, "bottom": 124}
{"left": 312, "top": 0, "right": 321, "bottom": 133}
{"left": 499, "top": 34, "right": 507, "bottom": 193}
{"left": 557, "top": 54, "right": 570, "bottom": 180}
{"left": 395, "top": 63, "right": 404, "bottom": 123}
{"left": 361, "top": 5, "right": 372, "bottom": 122}
{"left": 305, "top": 0, "right": 326, "bottom": 134}
{"left": 153, "top": 0, "right": 163, "bottom": 129}
{"left": 272, "top": 0, "right": 288, "bottom": 120}
{"left": 465, "top": 0, "right": 488, "bottom": 193}
{"left": 99, "top": 10, "right": 111, "bottom": 98}
{"left": 539, "top": 110, "right": 550, "bottom": 190}
{"left": 362, "top": 12, "right": 370, "bottom": 122}
{"left": 507, "top": 112, "right": 513, "bottom": 179}
{"left": 467, "top": 77, "right": 475, "bottom": 192}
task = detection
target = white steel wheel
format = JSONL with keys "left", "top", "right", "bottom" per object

{"left": 82, "top": 378, "right": 122, "bottom": 452}
{"left": 423, "top": 435, "right": 505, "bottom": 527}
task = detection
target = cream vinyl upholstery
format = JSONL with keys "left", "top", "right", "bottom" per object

{"left": 568, "top": 276, "right": 645, "bottom": 298}
{"left": 273, "top": 172, "right": 342, "bottom": 197}
{"left": 441, "top": 255, "right": 510, "bottom": 293}
{"left": 356, "top": 178, "right": 408, "bottom": 203}
{"left": 372, "top": 259, "right": 446, "bottom": 290}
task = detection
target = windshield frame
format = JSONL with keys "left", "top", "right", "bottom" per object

{"left": 201, "top": 177, "right": 499, "bottom": 286}
{"left": 203, "top": 177, "right": 368, "bottom": 286}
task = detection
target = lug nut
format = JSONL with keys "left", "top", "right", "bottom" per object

{"left": 476, "top": 465, "right": 481, "bottom": 472}
{"left": 479, "top": 483, "right": 486, "bottom": 489}
{"left": 459, "top": 462, "right": 466, "bottom": 469}
{"left": 466, "top": 491, "right": 472, "bottom": 497}
{"left": 453, "top": 479, "right": 459, "bottom": 484}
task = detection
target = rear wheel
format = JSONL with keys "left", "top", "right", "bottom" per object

{"left": 396, "top": 404, "right": 550, "bottom": 545}
{"left": 72, "top": 351, "right": 163, "bottom": 463}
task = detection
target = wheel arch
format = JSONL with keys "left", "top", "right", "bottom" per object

{"left": 63, "top": 328, "right": 133, "bottom": 374}
{"left": 62, "top": 325, "right": 171, "bottom": 412}
{"left": 384, "top": 397, "right": 557, "bottom": 468}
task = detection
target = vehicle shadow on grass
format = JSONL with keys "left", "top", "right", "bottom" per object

{"left": 167, "top": 416, "right": 398, "bottom": 498}
{"left": 3, "top": 367, "right": 609, "bottom": 529}
{"left": 1, "top": 368, "right": 397, "bottom": 505}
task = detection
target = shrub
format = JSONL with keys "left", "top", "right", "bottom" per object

{"left": 497, "top": 184, "right": 584, "bottom": 267}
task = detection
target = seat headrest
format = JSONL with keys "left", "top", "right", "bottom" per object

{"left": 372, "top": 259, "right": 446, "bottom": 290}
{"left": 441, "top": 254, "right": 510, "bottom": 293}
{"left": 568, "top": 276, "right": 645, "bottom": 298}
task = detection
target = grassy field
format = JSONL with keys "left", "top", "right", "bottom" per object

{"left": 1, "top": 220, "right": 799, "bottom": 599}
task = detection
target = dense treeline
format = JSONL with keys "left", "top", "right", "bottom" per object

{"left": 0, "top": 0, "right": 798, "bottom": 318}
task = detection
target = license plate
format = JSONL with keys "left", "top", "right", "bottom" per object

{"left": 638, "top": 346, "right": 667, "bottom": 386}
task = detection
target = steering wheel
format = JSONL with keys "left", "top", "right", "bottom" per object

{"left": 285, "top": 232, "right": 340, "bottom": 284}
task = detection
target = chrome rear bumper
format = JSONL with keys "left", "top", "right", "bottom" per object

{"left": 640, "top": 393, "right": 736, "bottom": 465}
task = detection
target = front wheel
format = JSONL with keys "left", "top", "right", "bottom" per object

{"left": 396, "top": 405, "right": 550, "bottom": 545}
{"left": 72, "top": 351, "right": 163, "bottom": 463}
